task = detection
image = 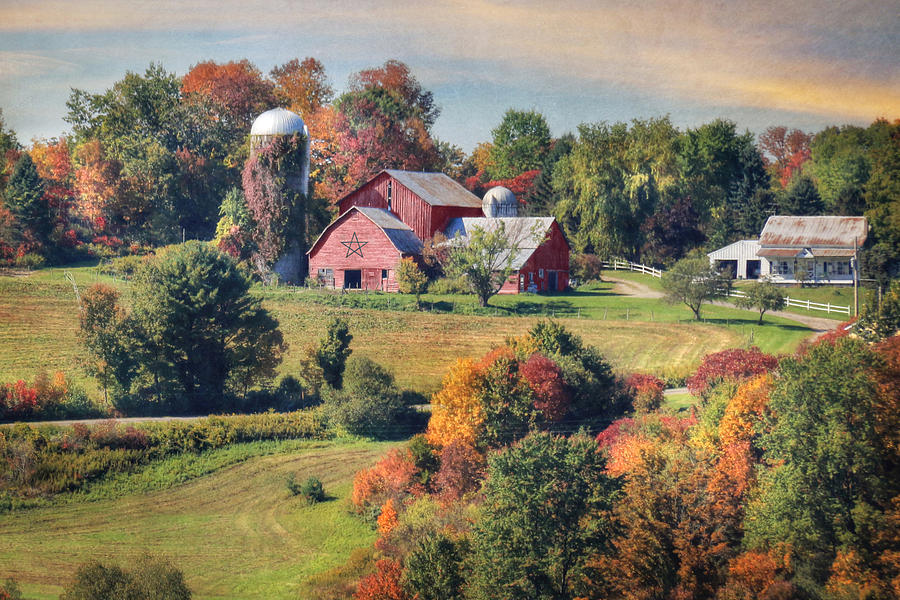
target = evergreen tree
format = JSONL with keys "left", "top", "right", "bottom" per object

{"left": 5, "top": 153, "right": 50, "bottom": 245}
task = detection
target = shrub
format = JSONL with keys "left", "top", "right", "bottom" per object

{"left": 60, "top": 555, "right": 191, "bottom": 600}
{"left": 427, "top": 275, "right": 471, "bottom": 295}
{"left": 571, "top": 252, "right": 603, "bottom": 283}
{"left": 686, "top": 347, "right": 779, "bottom": 397}
{"left": 354, "top": 559, "right": 410, "bottom": 600}
{"left": 300, "top": 476, "right": 325, "bottom": 504}
{"left": 13, "top": 252, "right": 45, "bottom": 270}
{"left": 0, "top": 578, "right": 23, "bottom": 600}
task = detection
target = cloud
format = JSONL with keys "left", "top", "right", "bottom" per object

{"left": 1, "top": 0, "right": 896, "bottom": 123}
{"left": 0, "top": 51, "right": 78, "bottom": 80}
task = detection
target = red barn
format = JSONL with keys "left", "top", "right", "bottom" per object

{"left": 312, "top": 171, "right": 570, "bottom": 293}
{"left": 338, "top": 170, "right": 484, "bottom": 241}
{"left": 307, "top": 206, "right": 423, "bottom": 291}
{"left": 444, "top": 217, "right": 570, "bottom": 293}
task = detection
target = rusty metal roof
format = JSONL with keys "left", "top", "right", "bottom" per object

{"left": 758, "top": 216, "right": 867, "bottom": 248}
{"left": 385, "top": 170, "right": 483, "bottom": 208}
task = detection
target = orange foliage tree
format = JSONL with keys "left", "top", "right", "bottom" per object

{"left": 351, "top": 448, "right": 418, "bottom": 515}
{"left": 354, "top": 558, "right": 411, "bottom": 600}
{"left": 425, "top": 358, "right": 485, "bottom": 449}
{"left": 181, "top": 60, "right": 276, "bottom": 128}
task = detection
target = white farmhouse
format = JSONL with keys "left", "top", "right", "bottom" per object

{"left": 708, "top": 216, "right": 867, "bottom": 285}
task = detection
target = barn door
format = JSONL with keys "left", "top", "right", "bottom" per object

{"left": 363, "top": 269, "right": 380, "bottom": 290}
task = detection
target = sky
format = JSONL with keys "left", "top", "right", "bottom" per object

{"left": 0, "top": 0, "right": 898, "bottom": 152}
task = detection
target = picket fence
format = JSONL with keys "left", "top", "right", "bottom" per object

{"left": 602, "top": 259, "right": 851, "bottom": 316}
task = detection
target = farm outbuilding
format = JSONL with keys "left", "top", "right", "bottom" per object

{"left": 307, "top": 206, "right": 423, "bottom": 291}
{"left": 708, "top": 215, "right": 868, "bottom": 285}
{"left": 311, "top": 172, "right": 569, "bottom": 293}
{"left": 444, "top": 217, "right": 570, "bottom": 293}
{"left": 337, "top": 170, "right": 485, "bottom": 241}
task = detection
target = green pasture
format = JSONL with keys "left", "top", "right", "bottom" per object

{"left": 0, "top": 264, "right": 816, "bottom": 399}
{"left": 0, "top": 437, "right": 394, "bottom": 600}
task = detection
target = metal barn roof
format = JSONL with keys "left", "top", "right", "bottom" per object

{"left": 384, "top": 170, "right": 483, "bottom": 208}
{"left": 443, "top": 217, "right": 555, "bottom": 270}
{"left": 758, "top": 216, "right": 868, "bottom": 248}
{"left": 307, "top": 206, "right": 423, "bottom": 256}
{"left": 355, "top": 207, "right": 423, "bottom": 254}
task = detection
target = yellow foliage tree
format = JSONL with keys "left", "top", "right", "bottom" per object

{"left": 719, "top": 374, "right": 772, "bottom": 448}
{"left": 425, "top": 358, "right": 485, "bottom": 448}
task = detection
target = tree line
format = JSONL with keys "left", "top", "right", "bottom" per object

{"left": 1, "top": 58, "right": 896, "bottom": 281}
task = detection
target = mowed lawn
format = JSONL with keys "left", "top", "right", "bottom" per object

{"left": 0, "top": 265, "right": 816, "bottom": 397}
{"left": 0, "top": 438, "right": 394, "bottom": 600}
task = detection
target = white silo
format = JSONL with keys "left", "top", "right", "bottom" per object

{"left": 482, "top": 186, "right": 518, "bottom": 217}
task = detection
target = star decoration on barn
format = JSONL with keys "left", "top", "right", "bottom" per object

{"left": 341, "top": 232, "right": 368, "bottom": 258}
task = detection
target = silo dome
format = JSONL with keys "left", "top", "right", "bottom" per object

{"left": 482, "top": 186, "right": 518, "bottom": 217}
{"left": 250, "top": 107, "right": 306, "bottom": 137}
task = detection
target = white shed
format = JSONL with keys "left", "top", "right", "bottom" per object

{"left": 707, "top": 240, "right": 769, "bottom": 279}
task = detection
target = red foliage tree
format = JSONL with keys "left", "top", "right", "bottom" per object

{"left": 758, "top": 126, "right": 812, "bottom": 189}
{"left": 520, "top": 352, "right": 570, "bottom": 422}
{"left": 433, "top": 439, "right": 485, "bottom": 503}
{"left": 181, "top": 60, "right": 276, "bottom": 128}
{"left": 686, "top": 347, "right": 779, "bottom": 396}
{"left": 625, "top": 373, "right": 666, "bottom": 413}
{"left": 351, "top": 448, "right": 418, "bottom": 514}
{"left": 354, "top": 559, "right": 411, "bottom": 600}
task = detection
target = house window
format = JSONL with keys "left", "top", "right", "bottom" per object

{"left": 776, "top": 261, "right": 790, "bottom": 275}
{"left": 837, "top": 262, "right": 846, "bottom": 275}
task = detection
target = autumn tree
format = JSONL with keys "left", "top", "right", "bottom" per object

{"left": 734, "top": 278, "right": 786, "bottom": 324}
{"left": 758, "top": 126, "right": 813, "bottom": 189}
{"left": 468, "top": 432, "right": 617, "bottom": 600}
{"left": 270, "top": 57, "right": 333, "bottom": 119}
{"left": 661, "top": 257, "right": 731, "bottom": 320}
{"left": 181, "top": 59, "right": 276, "bottom": 129}
{"left": 403, "top": 532, "right": 469, "bottom": 600}
{"left": 354, "top": 559, "right": 411, "bottom": 600}
{"left": 426, "top": 358, "right": 485, "bottom": 448}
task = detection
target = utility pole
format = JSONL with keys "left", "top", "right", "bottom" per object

{"left": 853, "top": 236, "right": 859, "bottom": 317}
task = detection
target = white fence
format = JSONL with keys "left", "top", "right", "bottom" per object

{"left": 724, "top": 289, "right": 851, "bottom": 316}
{"left": 602, "top": 258, "right": 851, "bottom": 316}
{"left": 602, "top": 259, "right": 662, "bottom": 278}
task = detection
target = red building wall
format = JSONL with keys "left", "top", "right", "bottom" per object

{"left": 498, "top": 221, "right": 570, "bottom": 294}
{"left": 308, "top": 210, "right": 406, "bottom": 291}
{"left": 338, "top": 173, "right": 483, "bottom": 241}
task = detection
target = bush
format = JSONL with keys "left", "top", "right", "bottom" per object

{"left": 300, "top": 476, "right": 326, "bottom": 504}
{"left": 0, "top": 578, "right": 23, "bottom": 600}
{"left": 323, "top": 357, "right": 408, "bottom": 439}
{"left": 14, "top": 252, "right": 45, "bottom": 270}
{"left": 60, "top": 555, "right": 191, "bottom": 600}
{"left": 571, "top": 253, "right": 603, "bottom": 283}
{"left": 427, "top": 275, "right": 471, "bottom": 295}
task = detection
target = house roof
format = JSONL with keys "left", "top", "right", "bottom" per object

{"left": 758, "top": 216, "right": 867, "bottom": 248}
{"left": 707, "top": 240, "right": 760, "bottom": 260}
{"left": 443, "top": 216, "right": 556, "bottom": 270}
{"left": 307, "top": 206, "right": 424, "bottom": 256}
{"left": 383, "top": 170, "right": 483, "bottom": 208}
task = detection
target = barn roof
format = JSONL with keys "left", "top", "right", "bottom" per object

{"left": 384, "top": 170, "right": 483, "bottom": 208}
{"left": 758, "top": 216, "right": 867, "bottom": 248}
{"left": 443, "top": 217, "right": 556, "bottom": 270}
{"left": 307, "top": 206, "right": 423, "bottom": 256}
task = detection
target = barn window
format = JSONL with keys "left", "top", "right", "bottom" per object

{"left": 382, "top": 269, "right": 388, "bottom": 279}
{"left": 529, "top": 272, "right": 534, "bottom": 282}
{"left": 387, "top": 180, "right": 393, "bottom": 211}
{"left": 538, "top": 268, "right": 544, "bottom": 278}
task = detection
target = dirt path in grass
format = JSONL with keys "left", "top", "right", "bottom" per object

{"left": 604, "top": 275, "right": 841, "bottom": 334}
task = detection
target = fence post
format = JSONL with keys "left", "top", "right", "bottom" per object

{"left": 827, "top": 302, "right": 831, "bottom": 314}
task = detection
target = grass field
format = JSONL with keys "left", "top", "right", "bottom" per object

{"left": 0, "top": 264, "right": 817, "bottom": 398}
{"left": 0, "top": 437, "right": 394, "bottom": 599}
